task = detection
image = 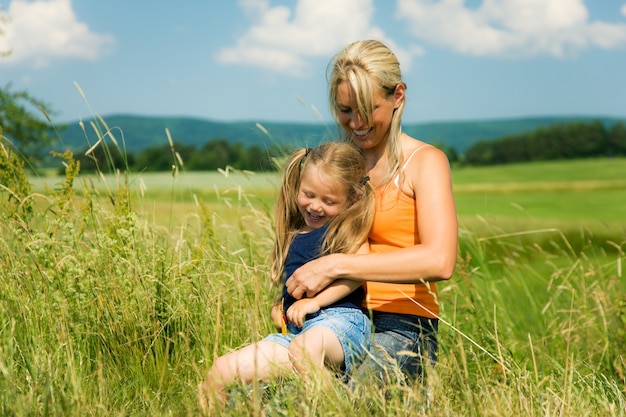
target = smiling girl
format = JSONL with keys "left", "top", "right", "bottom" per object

{"left": 198, "top": 142, "right": 375, "bottom": 411}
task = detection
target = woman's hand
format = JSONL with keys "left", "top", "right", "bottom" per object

{"left": 286, "top": 298, "right": 321, "bottom": 328}
{"left": 285, "top": 253, "right": 343, "bottom": 299}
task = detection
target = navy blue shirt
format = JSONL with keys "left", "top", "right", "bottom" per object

{"left": 281, "top": 225, "right": 364, "bottom": 316}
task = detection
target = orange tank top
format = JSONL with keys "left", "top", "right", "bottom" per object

{"left": 363, "top": 147, "right": 439, "bottom": 319}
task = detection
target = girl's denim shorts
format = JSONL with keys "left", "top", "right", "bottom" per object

{"left": 263, "top": 307, "right": 371, "bottom": 375}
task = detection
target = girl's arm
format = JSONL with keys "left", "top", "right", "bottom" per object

{"left": 285, "top": 279, "right": 362, "bottom": 327}
{"left": 270, "top": 301, "right": 284, "bottom": 331}
{"left": 286, "top": 145, "right": 458, "bottom": 299}
{"left": 285, "top": 241, "right": 369, "bottom": 327}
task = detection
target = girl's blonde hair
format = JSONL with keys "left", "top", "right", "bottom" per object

{"left": 270, "top": 142, "right": 375, "bottom": 284}
{"left": 327, "top": 39, "right": 406, "bottom": 186}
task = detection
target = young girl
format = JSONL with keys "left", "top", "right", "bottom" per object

{"left": 198, "top": 141, "right": 375, "bottom": 410}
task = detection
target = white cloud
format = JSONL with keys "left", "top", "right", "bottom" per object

{"left": 396, "top": 0, "right": 626, "bottom": 58}
{"left": 216, "top": 0, "right": 419, "bottom": 77}
{"left": 0, "top": 0, "right": 114, "bottom": 68}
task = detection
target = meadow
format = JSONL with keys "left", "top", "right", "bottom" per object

{"left": 1, "top": 154, "right": 625, "bottom": 416}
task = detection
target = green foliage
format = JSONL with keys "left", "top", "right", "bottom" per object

{"left": 0, "top": 83, "right": 59, "bottom": 160}
{"left": 75, "top": 138, "right": 277, "bottom": 173}
{"left": 0, "top": 131, "right": 32, "bottom": 217}
{"left": 465, "top": 120, "right": 626, "bottom": 165}
{"left": 609, "top": 122, "right": 626, "bottom": 155}
{"left": 73, "top": 141, "right": 136, "bottom": 174}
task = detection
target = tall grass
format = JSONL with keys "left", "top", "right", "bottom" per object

{"left": 1, "top": 119, "right": 625, "bottom": 415}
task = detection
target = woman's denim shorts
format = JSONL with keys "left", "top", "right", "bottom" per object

{"left": 263, "top": 307, "right": 371, "bottom": 375}
{"left": 351, "top": 311, "right": 439, "bottom": 384}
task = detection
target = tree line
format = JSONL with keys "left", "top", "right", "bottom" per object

{"left": 54, "top": 119, "right": 626, "bottom": 174}
{"left": 461, "top": 120, "right": 626, "bottom": 165}
{"left": 73, "top": 138, "right": 279, "bottom": 174}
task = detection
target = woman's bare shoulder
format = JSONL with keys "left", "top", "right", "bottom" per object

{"left": 402, "top": 135, "right": 447, "bottom": 166}
{"left": 402, "top": 138, "right": 451, "bottom": 188}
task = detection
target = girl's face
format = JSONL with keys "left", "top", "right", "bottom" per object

{"left": 297, "top": 164, "right": 349, "bottom": 232}
{"left": 335, "top": 81, "right": 403, "bottom": 152}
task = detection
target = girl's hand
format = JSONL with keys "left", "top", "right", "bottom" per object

{"left": 286, "top": 298, "right": 321, "bottom": 328}
{"left": 286, "top": 254, "right": 342, "bottom": 299}
{"left": 270, "top": 302, "right": 284, "bottom": 331}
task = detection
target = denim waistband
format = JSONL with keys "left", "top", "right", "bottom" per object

{"left": 307, "top": 305, "right": 366, "bottom": 320}
{"left": 371, "top": 311, "right": 438, "bottom": 333}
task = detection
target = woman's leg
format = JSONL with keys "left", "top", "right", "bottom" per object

{"left": 198, "top": 340, "right": 293, "bottom": 412}
{"left": 352, "top": 312, "right": 438, "bottom": 385}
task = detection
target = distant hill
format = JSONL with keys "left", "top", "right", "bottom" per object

{"left": 50, "top": 114, "right": 625, "bottom": 155}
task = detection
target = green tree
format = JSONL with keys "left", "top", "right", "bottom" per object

{"left": 464, "top": 140, "right": 494, "bottom": 165}
{"left": 189, "top": 138, "right": 234, "bottom": 170}
{"left": 464, "top": 120, "right": 622, "bottom": 165}
{"left": 71, "top": 143, "right": 136, "bottom": 174}
{"left": 134, "top": 142, "right": 196, "bottom": 172}
{"left": 240, "top": 145, "right": 274, "bottom": 171}
{"left": 0, "top": 83, "right": 58, "bottom": 160}
{"left": 607, "top": 122, "right": 626, "bottom": 155}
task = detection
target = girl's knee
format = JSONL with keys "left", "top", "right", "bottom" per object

{"left": 208, "top": 356, "right": 235, "bottom": 383}
{"left": 288, "top": 328, "right": 345, "bottom": 371}
{"left": 287, "top": 338, "right": 307, "bottom": 366}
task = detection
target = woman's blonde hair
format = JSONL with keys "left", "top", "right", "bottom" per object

{"left": 270, "top": 142, "right": 375, "bottom": 284}
{"left": 327, "top": 39, "right": 406, "bottom": 186}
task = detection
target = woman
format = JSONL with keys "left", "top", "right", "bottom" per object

{"left": 286, "top": 40, "right": 458, "bottom": 384}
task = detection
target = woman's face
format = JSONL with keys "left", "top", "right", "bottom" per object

{"left": 334, "top": 81, "right": 403, "bottom": 152}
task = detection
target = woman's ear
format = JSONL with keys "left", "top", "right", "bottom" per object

{"left": 393, "top": 83, "right": 405, "bottom": 109}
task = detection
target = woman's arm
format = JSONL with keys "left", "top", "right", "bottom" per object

{"left": 285, "top": 241, "right": 369, "bottom": 326}
{"left": 286, "top": 146, "right": 458, "bottom": 299}
{"left": 285, "top": 279, "right": 362, "bottom": 327}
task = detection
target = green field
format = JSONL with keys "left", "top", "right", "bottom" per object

{"left": 454, "top": 158, "right": 626, "bottom": 228}
{"left": 31, "top": 157, "right": 625, "bottom": 233}
{"left": 2, "top": 157, "right": 624, "bottom": 416}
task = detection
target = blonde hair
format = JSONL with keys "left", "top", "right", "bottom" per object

{"left": 270, "top": 142, "right": 375, "bottom": 284}
{"left": 327, "top": 39, "right": 406, "bottom": 186}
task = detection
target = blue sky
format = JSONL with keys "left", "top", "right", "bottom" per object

{"left": 1, "top": 0, "right": 625, "bottom": 125}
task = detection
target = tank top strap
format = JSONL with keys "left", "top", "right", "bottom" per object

{"left": 394, "top": 144, "right": 429, "bottom": 187}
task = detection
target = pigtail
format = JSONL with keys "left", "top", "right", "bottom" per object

{"left": 270, "top": 148, "right": 308, "bottom": 284}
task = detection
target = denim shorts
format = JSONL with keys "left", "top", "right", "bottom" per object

{"left": 351, "top": 311, "right": 439, "bottom": 384}
{"left": 263, "top": 307, "right": 371, "bottom": 375}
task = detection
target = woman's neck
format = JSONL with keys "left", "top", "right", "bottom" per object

{"left": 364, "top": 132, "right": 411, "bottom": 186}
{"left": 364, "top": 147, "right": 388, "bottom": 186}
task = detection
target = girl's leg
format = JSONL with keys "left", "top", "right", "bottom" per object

{"left": 289, "top": 308, "right": 371, "bottom": 376}
{"left": 198, "top": 340, "right": 293, "bottom": 412}
{"left": 288, "top": 326, "right": 345, "bottom": 374}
